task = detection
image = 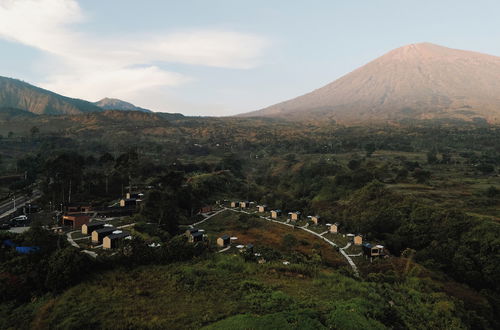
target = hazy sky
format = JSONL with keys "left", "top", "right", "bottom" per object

{"left": 1, "top": 0, "right": 499, "bottom": 116}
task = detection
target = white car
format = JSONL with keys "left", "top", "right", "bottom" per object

{"left": 12, "top": 215, "right": 28, "bottom": 221}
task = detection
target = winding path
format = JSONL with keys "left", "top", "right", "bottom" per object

{"left": 224, "top": 208, "right": 360, "bottom": 277}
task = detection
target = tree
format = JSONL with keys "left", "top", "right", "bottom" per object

{"left": 282, "top": 233, "right": 298, "bottom": 249}
{"left": 45, "top": 247, "right": 92, "bottom": 292}
{"left": 427, "top": 150, "right": 438, "bottom": 164}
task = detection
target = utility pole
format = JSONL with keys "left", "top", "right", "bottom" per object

{"left": 68, "top": 180, "right": 72, "bottom": 204}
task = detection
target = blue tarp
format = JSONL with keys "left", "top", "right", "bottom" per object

{"left": 15, "top": 246, "right": 40, "bottom": 254}
{"left": 3, "top": 239, "right": 17, "bottom": 247}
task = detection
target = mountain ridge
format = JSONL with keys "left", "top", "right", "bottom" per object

{"left": 242, "top": 43, "right": 500, "bottom": 123}
{"left": 94, "top": 97, "right": 152, "bottom": 113}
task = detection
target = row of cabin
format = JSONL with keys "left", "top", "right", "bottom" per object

{"left": 81, "top": 223, "right": 131, "bottom": 249}
{"left": 120, "top": 192, "right": 144, "bottom": 208}
{"left": 230, "top": 201, "right": 252, "bottom": 208}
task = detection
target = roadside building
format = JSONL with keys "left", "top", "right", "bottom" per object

{"left": 257, "top": 205, "right": 267, "bottom": 213}
{"left": 230, "top": 201, "right": 238, "bottom": 208}
{"left": 217, "top": 234, "right": 230, "bottom": 247}
{"left": 81, "top": 222, "right": 105, "bottom": 235}
{"left": 62, "top": 213, "right": 91, "bottom": 229}
{"left": 288, "top": 211, "right": 301, "bottom": 221}
{"left": 103, "top": 230, "right": 131, "bottom": 249}
{"left": 329, "top": 223, "right": 339, "bottom": 234}
{"left": 270, "top": 209, "right": 282, "bottom": 219}
{"left": 354, "top": 234, "right": 363, "bottom": 245}
{"left": 92, "top": 227, "right": 117, "bottom": 243}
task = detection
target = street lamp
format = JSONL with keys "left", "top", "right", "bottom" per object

{"left": 12, "top": 196, "right": 16, "bottom": 213}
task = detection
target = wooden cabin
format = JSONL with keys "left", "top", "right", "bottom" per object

{"left": 362, "top": 243, "right": 385, "bottom": 258}
{"left": 91, "top": 227, "right": 116, "bottom": 243}
{"left": 288, "top": 211, "right": 301, "bottom": 221}
{"left": 354, "top": 234, "right": 363, "bottom": 246}
{"left": 185, "top": 228, "right": 198, "bottom": 236}
{"left": 81, "top": 222, "right": 104, "bottom": 235}
{"left": 103, "top": 231, "right": 131, "bottom": 249}
{"left": 217, "top": 234, "right": 230, "bottom": 247}
{"left": 239, "top": 201, "right": 250, "bottom": 208}
{"left": 329, "top": 223, "right": 339, "bottom": 234}
{"left": 189, "top": 232, "right": 204, "bottom": 243}
{"left": 199, "top": 205, "right": 213, "bottom": 213}
{"left": 62, "top": 213, "right": 91, "bottom": 229}
{"left": 309, "top": 215, "right": 321, "bottom": 225}
{"left": 230, "top": 201, "right": 238, "bottom": 208}
{"left": 126, "top": 192, "right": 142, "bottom": 200}
{"left": 346, "top": 234, "right": 355, "bottom": 242}
{"left": 257, "top": 205, "right": 267, "bottom": 213}
{"left": 270, "top": 209, "right": 282, "bottom": 219}
{"left": 120, "top": 198, "right": 137, "bottom": 207}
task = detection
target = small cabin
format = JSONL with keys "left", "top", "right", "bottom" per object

{"left": 362, "top": 243, "right": 385, "bottom": 258}
{"left": 62, "top": 213, "right": 91, "bottom": 229}
{"left": 309, "top": 215, "right": 321, "bottom": 225}
{"left": 288, "top": 211, "right": 301, "bottom": 221}
{"left": 120, "top": 198, "right": 137, "bottom": 207}
{"left": 354, "top": 234, "right": 363, "bottom": 246}
{"left": 346, "top": 234, "right": 355, "bottom": 242}
{"left": 329, "top": 223, "right": 339, "bottom": 234}
{"left": 199, "top": 205, "right": 213, "bottom": 213}
{"left": 239, "top": 201, "right": 250, "bottom": 208}
{"left": 189, "top": 232, "right": 204, "bottom": 243}
{"left": 103, "top": 230, "right": 131, "bottom": 249}
{"left": 257, "top": 205, "right": 267, "bottom": 213}
{"left": 92, "top": 227, "right": 117, "bottom": 243}
{"left": 185, "top": 228, "right": 199, "bottom": 236}
{"left": 81, "top": 222, "right": 105, "bottom": 235}
{"left": 217, "top": 234, "right": 230, "bottom": 247}
{"left": 230, "top": 201, "right": 238, "bottom": 208}
{"left": 126, "top": 192, "right": 143, "bottom": 200}
{"left": 270, "top": 209, "right": 282, "bottom": 219}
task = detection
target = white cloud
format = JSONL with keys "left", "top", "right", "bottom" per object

{"left": 0, "top": 0, "right": 269, "bottom": 109}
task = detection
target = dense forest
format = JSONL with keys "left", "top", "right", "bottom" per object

{"left": 0, "top": 112, "right": 499, "bottom": 329}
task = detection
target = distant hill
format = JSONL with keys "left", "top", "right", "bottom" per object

{"left": 0, "top": 76, "right": 102, "bottom": 115}
{"left": 95, "top": 98, "right": 152, "bottom": 113}
{"left": 242, "top": 43, "right": 500, "bottom": 123}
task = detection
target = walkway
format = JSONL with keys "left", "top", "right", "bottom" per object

{"left": 226, "top": 208, "right": 359, "bottom": 277}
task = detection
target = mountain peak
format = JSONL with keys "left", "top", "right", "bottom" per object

{"left": 95, "top": 98, "right": 152, "bottom": 113}
{"left": 241, "top": 43, "right": 500, "bottom": 123}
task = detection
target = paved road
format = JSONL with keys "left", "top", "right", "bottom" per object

{"left": 0, "top": 193, "right": 41, "bottom": 220}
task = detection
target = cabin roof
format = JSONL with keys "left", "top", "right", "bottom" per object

{"left": 220, "top": 234, "right": 230, "bottom": 240}
{"left": 106, "top": 231, "right": 131, "bottom": 240}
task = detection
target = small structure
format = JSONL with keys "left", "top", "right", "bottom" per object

{"left": 103, "top": 230, "right": 131, "bottom": 249}
{"left": 329, "top": 223, "right": 339, "bottom": 234}
{"left": 270, "top": 209, "right": 282, "bottom": 219}
{"left": 217, "top": 234, "right": 230, "bottom": 247}
{"left": 309, "top": 215, "right": 321, "bottom": 225}
{"left": 92, "top": 227, "right": 117, "bottom": 243}
{"left": 288, "top": 211, "right": 301, "bottom": 221}
{"left": 346, "top": 234, "right": 355, "bottom": 242}
{"left": 185, "top": 228, "right": 199, "bottom": 236}
{"left": 362, "top": 243, "right": 386, "bottom": 259}
{"left": 199, "top": 205, "right": 213, "bottom": 213}
{"left": 189, "top": 231, "right": 204, "bottom": 243}
{"left": 62, "top": 213, "right": 91, "bottom": 229}
{"left": 354, "top": 234, "right": 363, "bottom": 246}
{"left": 81, "top": 222, "right": 105, "bottom": 235}
{"left": 126, "top": 192, "right": 143, "bottom": 200}
{"left": 120, "top": 198, "right": 137, "bottom": 207}
{"left": 230, "top": 201, "right": 238, "bottom": 208}
{"left": 239, "top": 201, "right": 250, "bottom": 208}
{"left": 246, "top": 243, "right": 254, "bottom": 253}
{"left": 257, "top": 205, "right": 267, "bottom": 213}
